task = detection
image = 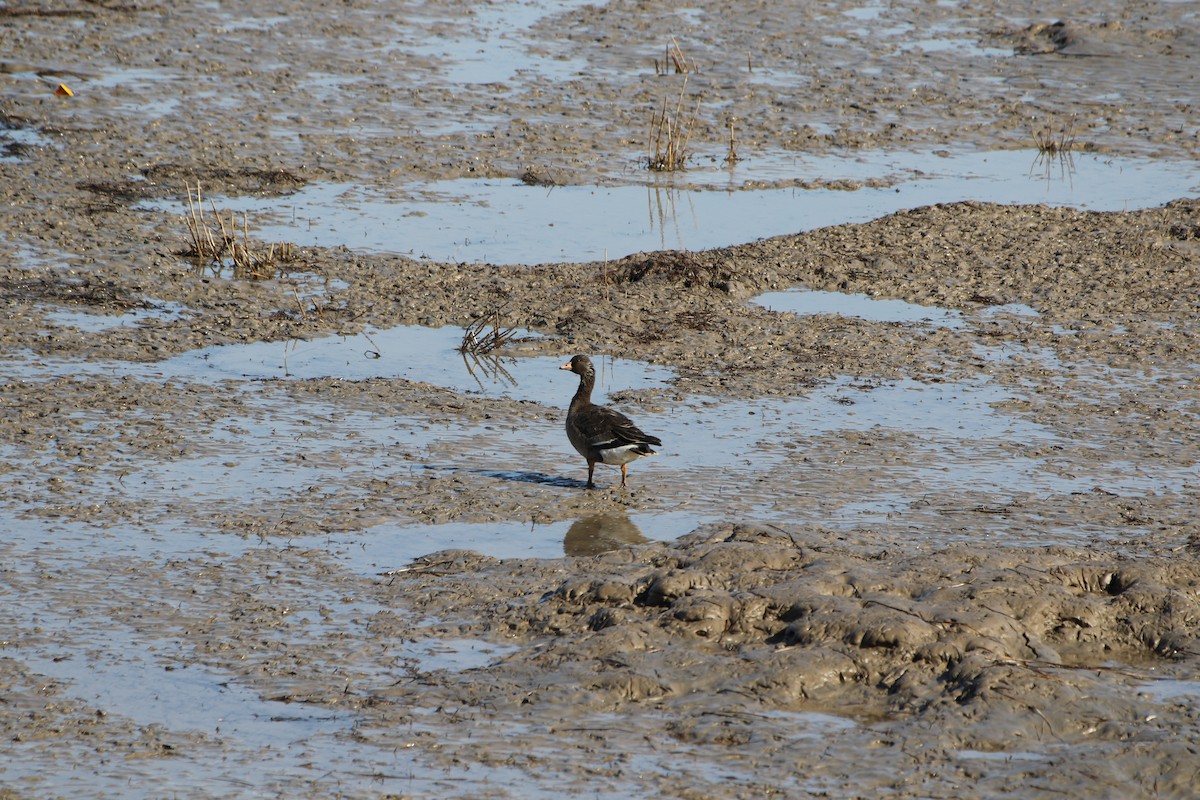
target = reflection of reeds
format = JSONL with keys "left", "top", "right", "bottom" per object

{"left": 182, "top": 181, "right": 295, "bottom": 280}
{"left": 460, "top": 348, "right": 517, "bottom": 390}
{"left": 646, "top": 78, "right": 697, "bottom": 172}
{"left": 646, "top": 183, "right": 687, "bottom": 250}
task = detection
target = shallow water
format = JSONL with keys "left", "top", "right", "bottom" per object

{"left": 754, "top": 288, "right": 968, "bottom": 328}
{"left": 1136, "top": 679, "right": 1200, "bottom": 702}
{"left": 8, "top": 315, "right": 1186, "bottom": 558}
{"left": 43, "top": 301, "right": 190, "bottom": 332}
{"left": 142, "top": 149, "right": 1200, "bottom": 264}
{"left": 167, "top": 325, "right": 672, "bottom": 398}
{"left": 406, "top": 0, "right": 595, "bottom": 85}
{"left": 0, "top": 121, "right": 52, "bottom": 159}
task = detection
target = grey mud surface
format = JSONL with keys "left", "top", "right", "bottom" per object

{"left": 2, "top": 1, "right": 1200, "bottom": 798}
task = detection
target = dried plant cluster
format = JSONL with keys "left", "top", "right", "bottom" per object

{"left": 647, "top": 78, "right": 697, "bottom": 172}
{"left": 458, "top": 306, "right": 521, "bottom": 388}
{"left": 654, "top": 36, "right": 695, "bottom": 75}
{"left": 459, "top": 306, "right": 519, "bottom": 357}
{"left": 182, "top": 181, "right": 295, "bottom": 279}
{"left": 1031, "top": 116, "right": 1077, "bottom": 182}
{"left": 1032, "top": 115, "right": 1077, "bottom": 156}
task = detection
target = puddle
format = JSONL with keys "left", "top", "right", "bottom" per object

{"left": 407, "top": 638, "right": 520, "bottom": 672}
{"left": 140, "top": 150, "right": 1200, "bottom": 264}
{"left": 559, "top": 708, "right": 864, "bottom": 797}
{"left": 1136, "top": 679, "right": 1200, "bottom": 702}
{"left": 1, "top": 526, "right": 424, "bottom": 796}
{"left": 754, "top": 289, "right": 966, "bottom": 328}
{"left": 760, "top": 709, "right": 860, "bottom": 737}
{"left": 169, "top": 324, "right": 673, "bottom": 399}
{"left": 331, "top": 511, "right": 697, "bottom": 569}
{"left": 14, "top": 356, "right": 1150, "bottom": 550}
{"left": 1, "top": 122, "right": 51, "bottom": 159}
{"left": 977, "top": 303, "right": 1040, "bottom": 319}
{"left": 957, "top": 749, "right": 1051, "bottom": 762}
{"left": 408, "top": 0, "right": 593, "bottom": 85}
{"left": 43, "top": 301, "right": 189, "bottom": 332}
{"left": 20, "top": 626, "right": 352, "bottom": 747}
{"left": 752, "top": 291, "right": 1060, "bottom": 372}
{"left": 0, "top": 512, "right": 241, "bottom": 564}
{"left": 2, "top": 323, "right": 669, "bottom": 400}
{"left": 702, "top": 378, "right": 1038, "bottom": 442}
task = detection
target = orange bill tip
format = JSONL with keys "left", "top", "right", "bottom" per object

{"left": 55, "top": 83, "right": 74, "bottom": 97}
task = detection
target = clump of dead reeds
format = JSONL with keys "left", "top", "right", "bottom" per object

{"left": 654, "top": 36, "right": 695, "bottom": 75}
{"left": 181, "top": 181, "right": 295, "bottom": 280}
{"left": 458, "top": 306, "right": 520, "bottom": 388}
{"left": 647, "top": 78, "right": 697, "bottom": 172}
{"left": 1030, "top": 116, "right": 1076, "bottom": 183}
{"left": 459, "top": 306, "right": 518, "bottom": 356}
{"left": 1032, "top": 116, "right": 1076, "bottom": 157}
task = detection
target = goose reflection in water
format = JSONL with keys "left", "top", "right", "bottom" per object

{"left": 563, "top": 513, "right": 650, "bottom": 557}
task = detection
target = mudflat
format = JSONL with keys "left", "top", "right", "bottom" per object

{"left": 2, "top": 1, "right": 1198, "bottom": 798}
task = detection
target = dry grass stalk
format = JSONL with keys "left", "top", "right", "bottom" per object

{"left": 182, "top": 181, "right": 295, "bottom": 280}
{"left": 647, "top": 77, "right": 697, "bottom": 172}
{"left": 723, "top": 116, "right": 740, "bottom": 166}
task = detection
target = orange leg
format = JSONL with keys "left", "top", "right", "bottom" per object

{"left": 620, "top": 464, "right": 629, "bottom": 488}
{"left": 586, "top": 461, "right": 596, "bottom": 489}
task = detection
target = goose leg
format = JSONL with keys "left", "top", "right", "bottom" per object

{"left": 586, "top": 461, "right": 596, "bottom": 489}
{"left": 620, "top": 464, "right": 628, "bottom": 488}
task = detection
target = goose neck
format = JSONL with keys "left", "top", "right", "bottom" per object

{"left": 570, "top": 369, "right": 594, "bottom": 410}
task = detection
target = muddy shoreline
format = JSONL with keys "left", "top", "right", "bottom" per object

{"left": 3, "top": 1, "right": 1200, "bottom": 798}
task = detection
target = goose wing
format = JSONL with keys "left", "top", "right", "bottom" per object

{"left": 576, "top": 403, "right": 662, "bottom": 450}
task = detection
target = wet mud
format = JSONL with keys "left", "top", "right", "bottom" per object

{"left": 2, "top": 0, "right": 1200, "bottom": 798}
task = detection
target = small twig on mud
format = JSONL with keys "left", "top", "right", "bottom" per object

{"left": 668, "top": 36, "right": 693, "bottom": 73}
{"left": 458, "top": 305, "right": 520, "bottom": 389}
{"left": 1032, "top": 115, "right": 1076, "bottom": 157}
